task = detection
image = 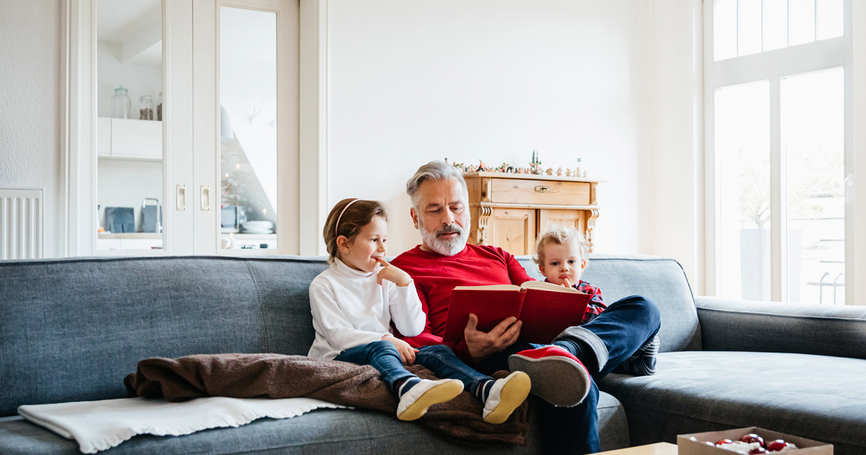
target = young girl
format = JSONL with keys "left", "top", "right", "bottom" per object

{"left": 308, "top": 198, "right": 531, "bottom": 423}
{"left": 532, "top": 224, "right": 659, "bottom": 376}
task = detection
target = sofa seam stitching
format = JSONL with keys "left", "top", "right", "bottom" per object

{"left": 244, "top": 260, "right": 270, "bottom": 352}
{"left": 695, "top": 306, "right": 866, "bottom": 322}
{"left": 217, "top": 430, "right": 427, "bottom": 454}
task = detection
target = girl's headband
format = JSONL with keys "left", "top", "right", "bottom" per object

{"left": 335, "top": 199, "right": 360, "bottom": 236}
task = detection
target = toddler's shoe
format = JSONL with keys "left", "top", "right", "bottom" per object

{"left": 613, "top": 334, "right": 660, "bottom": 376}
{"left": 482, "top": 371, "right": 531, "bottom": 424}
{"left": 508, "top": 346, "right": 591, "bottom": 407}
{"left": 396, "top": 378, "right": 463, "bottom": 421}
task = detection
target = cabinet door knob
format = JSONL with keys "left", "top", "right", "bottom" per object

{"left": 534, "top": 185, "right": 551, "bottom": 193}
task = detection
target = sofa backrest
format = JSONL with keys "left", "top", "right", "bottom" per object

{"left": 516, "top": 254, "right": 701, "bottom": 354}
{"left": 0, "top": 255, "right": 327, "bottom": 417}
{"left": 0, "top": 253, "right": 699, "bottom": 416}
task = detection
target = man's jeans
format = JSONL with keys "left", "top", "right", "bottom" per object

{"left": 335, "top": 341, "right": 491, "bottom": 396}
{"left": 474, "top": 295, "right": 661, "bottom": 454}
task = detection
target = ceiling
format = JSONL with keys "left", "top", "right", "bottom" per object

{"left": 98, "top": 0, "right": 161, "bottom": 42}
{"left": 96, "top": 2, "right": 276, "bottom": 67}
{"left": 97, "top": 0, "right": 161, "bottom": 66}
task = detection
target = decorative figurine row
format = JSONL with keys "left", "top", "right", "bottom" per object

{"left": 446, "top": 151, "right": 587, "bottom": 177}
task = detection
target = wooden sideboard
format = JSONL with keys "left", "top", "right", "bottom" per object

{"left": 463, "top": 172, "right": 601, "bottom": 256}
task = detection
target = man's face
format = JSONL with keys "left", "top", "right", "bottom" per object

{"left": 410, "top": 177, "right": 470, "bottom": 256}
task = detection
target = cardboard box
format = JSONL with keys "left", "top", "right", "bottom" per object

{"left": 677, "top": 427, "right": 832, "bottom": 455}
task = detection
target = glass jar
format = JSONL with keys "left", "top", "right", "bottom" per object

{"left": 156, "top": 92, "right": 163, "bottom": 121}
{"left": 111, "top": 86, "right": 132, "bottom": 119}
{"left": 139, "top": 95, "right": 154, "bottom": 120}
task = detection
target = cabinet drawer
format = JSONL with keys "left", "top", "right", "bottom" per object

{"left": 488, "top": 179, "right": 591, "bottom": 205}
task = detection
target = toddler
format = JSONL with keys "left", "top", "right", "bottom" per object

{"left": 533, "top": 224, "right": 659, "bottom": 376}
{"left": 308, "top": 198, "right": 531, "bottom": 422}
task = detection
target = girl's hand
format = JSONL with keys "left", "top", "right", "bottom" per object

{"left": 382, "top": 334, "right": 418, "bottom": 365}
{"left": 376, "top": 258, "right": 412, "bottom": 287}
{"left": 562, "top": 278, "right": 572, "bottom": 288}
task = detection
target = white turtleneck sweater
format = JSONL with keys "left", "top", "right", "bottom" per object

{"left": 307, "top": 259, "right": 426, "bottom": 360}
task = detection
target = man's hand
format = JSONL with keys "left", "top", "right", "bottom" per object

{"left": 464, "top": 313, "right": 522, "bottom": 361}
{"left": 376, "top": 258, "right": 412, "bottom": 287}
{"left": 382, "top": 334, "right": 418, "bottom": 365}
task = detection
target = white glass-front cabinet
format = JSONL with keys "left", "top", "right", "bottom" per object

{"left": 92, "top": 0, "right": 298, "bottom": 256}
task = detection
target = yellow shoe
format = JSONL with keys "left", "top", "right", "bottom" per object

{"left": 396, "top": 379, "right": 464, "bottom": 421}
{"left": 482, "top": 371, "right": 531, "bottom": 424}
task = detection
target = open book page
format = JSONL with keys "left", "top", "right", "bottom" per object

{"left": 452, "top": 284, "right": 521, "bottom": 291}
{"left": 519, "top": 280, "right": 587, "bottom": 294}
{"left": 453, "top": 281, "right": 587, "bottom": 294}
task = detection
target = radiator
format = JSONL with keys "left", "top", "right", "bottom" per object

{"left": 0, "top": 188, "right": 44, "bottom": 260}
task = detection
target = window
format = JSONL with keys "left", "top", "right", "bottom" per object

{"left": 705, "top": 0, "right": 852, "bottom": 304}
{"left": 714, "top": 0, "right": 843, "bottom": 60}
{"left": 715, "top": 81, "right": 771, "bottom": 301}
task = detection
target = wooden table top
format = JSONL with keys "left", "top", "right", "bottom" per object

{"left": 598, "top": 442, "right": 678, "bottom": 455}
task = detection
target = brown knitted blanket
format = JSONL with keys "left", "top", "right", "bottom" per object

{"left": 124, "top": 353, "right": 531, "bottom": 445}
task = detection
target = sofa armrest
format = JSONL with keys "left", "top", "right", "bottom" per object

{"left": 695, "top": 296, "right": 866, "bottom": 360}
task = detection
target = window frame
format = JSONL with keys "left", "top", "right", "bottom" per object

{"left": 703, "top": 0, "right": 854, "bottom": 303}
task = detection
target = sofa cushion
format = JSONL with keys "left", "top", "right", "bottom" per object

{"left": 598, "top": 351, "right": 866, "bottom": 455}
{"left": 0, "top": 256, "right": 328, "bottom": 417}
{"left": 0, "top": 392, "right": 628, "bottom": 454}
{"left": 517, "top": 254, "right": 700, "bottom": 353}
{"left": 244, "top": 257, "right": 329, "bottom": 354}
{"left": 0, "top": 409, "right": 534, "bottom": 455}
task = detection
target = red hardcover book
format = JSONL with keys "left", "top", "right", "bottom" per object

{"left": 442, "top": 281, "right": 590, "bottom": 344}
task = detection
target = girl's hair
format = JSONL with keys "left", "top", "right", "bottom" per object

{"left": 323, "top": 198, "right": 388, "bottom": 264}
{"left": 533, "top": 224, "right": 589, "bottom": 265}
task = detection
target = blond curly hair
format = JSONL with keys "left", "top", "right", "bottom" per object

{"left": 533, "top": 224, "right": 589, "bottom": 265}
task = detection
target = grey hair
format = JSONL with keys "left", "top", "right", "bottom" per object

{"left": 533, "top": 224, "right": 589, "bottom": 265}
{"left": 406, "top": 161, "right": 468, "bottom": 208}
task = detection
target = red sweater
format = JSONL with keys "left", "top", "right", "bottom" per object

{"left": 390, "top": 244, "right": 533, "bottom": 361}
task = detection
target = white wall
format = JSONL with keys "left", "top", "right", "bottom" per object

{"left": 1, "top": 0, "right": 707, "bottom": 282}
{"left": 325, "top": 0, "right": 652, "bottom": 258}
{"left": 0, "top": 0, "right": 62, "bottom": 257}
{"left": 640, "top": 0, "right": 704, "bottom": 292}
{"left": 97, "top": 40, "right": 163, "bottom": 118}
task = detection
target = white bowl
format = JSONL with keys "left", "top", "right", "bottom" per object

{"left": 242, "top": 221, "right": 273, "bottom": 229}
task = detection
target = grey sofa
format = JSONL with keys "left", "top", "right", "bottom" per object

{"left": 0, "top": 254, "right": 864, "bottom": 454}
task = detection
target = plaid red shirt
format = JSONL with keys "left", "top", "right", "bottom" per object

{"left": 545, "top": 278, "right": 606, "bottom": 324}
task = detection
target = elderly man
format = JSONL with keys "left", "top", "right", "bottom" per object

{"left": 391, "top": 161, "right": 660, "bottom": 454}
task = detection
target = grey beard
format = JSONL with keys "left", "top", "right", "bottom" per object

{"left": 420, "top": 222, "right": 469, "bottom": 257}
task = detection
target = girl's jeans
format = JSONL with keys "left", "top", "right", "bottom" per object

{"left": 335, "top": 341, "right": 491, "bottom": 397}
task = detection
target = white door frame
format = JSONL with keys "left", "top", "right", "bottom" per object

{"left": 299, "top": 0, "right": 328, "bottom": 256}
